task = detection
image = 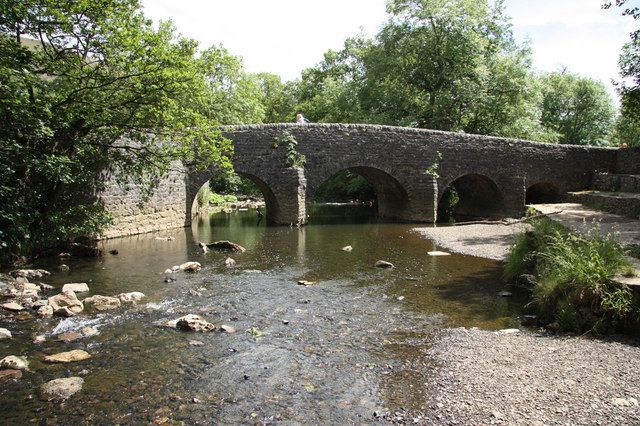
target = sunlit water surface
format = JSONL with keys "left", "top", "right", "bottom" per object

{"left": 0, "top": 204, "right": 527, "bottom": 424}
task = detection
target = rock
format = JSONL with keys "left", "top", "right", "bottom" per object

{"left": 44, "top": 350, "right": 91, "bottom": 363}
{"left": 499, "top": 328, "right": 520, "bottom": 334}
{"left": 154, "top": 318, "right": 180, "bottom": 329}
{"left": 164, "top": 269, "right": 177, "bottom": 282}
{"left": 33, "top": 335, "right": 46, "bottom": 344}
{"left": 109, "top": 249, "right": 119, "bottom": 255}
{"left": 37, "top": 305, "right": 54, "bottom": 318}
{"left": 48, "top": 291, "right": 84, "bottom": 316}
{"left": 58, "top": 252, "right": 71, "bottom": 258}
{"left": 56, "top": 331, "right": 83, "bottom": 343}
{"left": 498, "top": 291, "right": 513, "bottom": 297}
{"left": 0, "top": 369, "right": 22, "bottom": 384}
{"left": 427, "top": 251, "right": 451, "bottom": 256}
{"left": 297, "top": 280, "right": 315, "bottom": 286}
{"left": 83, "top": 295, "right": 121, "bottom": 311}
{"left": 341, "top": 245, "right": 353, "bottom": 252}
{"left": 10, "top": 269, "right": 50, "bottom": 279}
{"left": 1, "top": 302, "right": 24, "bottom": 312}
{"left": 40, "top": 377, "right": 84, "bottom": 401}
{"left": 198, "top": 242, "right": 209, "bottom": 253}
{"left": 32, "top": 299, "right": 48, "bottom": 309}
{"left": 0, "top": 356, "right": 28, "bottom": 371}
{"left": 58, "top": 264, "right": 70, "bottom": 272}
{"left": 375, "top": 260, "right": 394, "bottom": 268}
{"left": 61, "top": 283, "right": 89, "bottom": 293}
{"left": 175, "top": 314, "right": 216, "bottom": 332}
{"left": 117, "top": 292, "right": 145, "bottom": 304}
{"left": 39, "top": 283, "right": 55, "bottom": 292}
{"left": 189, "top": 340, "right": 204, "bottom": 346}
{"left": 224, "top": 257, "right": 236, "bottom": 268}
{"left": 204, "top": 240, "right": 246, "bottom": 253}
{"left": 0, "top": 328, "right": 11, "bottom": 339}
{"left": 179, "top": 262, "right": 202, "bottom": 273}
{"left": 219, "top": 324, "right": 236, "bottom": 333}
{"left": 81, "top": 326, "right": 98, "bottom": 338}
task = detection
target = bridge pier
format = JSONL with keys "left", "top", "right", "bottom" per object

{"left": 497, "top": 176, "right": 526, "bottom": 218}
{"left": 264, "top": 168, "right": 307, "bottom": 226}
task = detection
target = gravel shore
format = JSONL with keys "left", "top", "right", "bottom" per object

{"left": 413, "top": 224, "right": 528, "bottom": 260}
{"left": 426, "top": 328, "right": 640, "bottom": 425}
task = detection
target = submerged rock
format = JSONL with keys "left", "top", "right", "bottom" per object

{"left": 58, "top": 264, "right": 70, "bottom": 272}
{"left": 83, "top": 295, "right": 121, "bottom": 311}
{"left": 61, "top": 283, "right": 89, "bottom": 293}
{"left": 0, "top": 356, "right": 29, "bottom": 371}
{"left": 0, "top": 328, "right": 11, "bottom": 339}
{"left": 37, "top": 305, "right": 54, "bottom": 318}
{"left": 0, "top": 369, "right": 22, "bottom": 384}
{"left": 203, "top": 240, "right": 246, "bottom": 253}
{"left": 44, "top": 350, "right": 91, "bottom": 363}
{"left": 179, "top": 262, "right": 202, "bottom": 273}
{"left": 48, "top": 291, "right": 84, "bottom": 316}
{"left": 164, "top": 269, "right": 177, "bottom": 282}
{"left": 40, "top": 377, "right": 84, "bottom": 401}
{"left": 375, "top": 260, "right": 394, "bottom": 268}
{"left": 117, "top": 292, "right": 145, "bottom": 304}
{"left": 175, "top": 314, "right": 216, "bottom": 332}
{"left": 10, "top": 269, "right": 50, "bottom": 279}
{"left": 224, "top": 257, "right": 236, "bottom": 268}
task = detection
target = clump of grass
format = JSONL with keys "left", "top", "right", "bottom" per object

{"left": 505, "top": 219, "right": 639, "bottom": 334}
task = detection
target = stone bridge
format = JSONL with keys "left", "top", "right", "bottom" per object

{"left": 101, "top": 123, "right": 622, "bottom": 238}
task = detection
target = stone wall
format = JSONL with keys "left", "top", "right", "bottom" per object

{"left": 616, "top": 147, "right": 640, "bottom": 174}
{"left": 100, "top": 124, "right": 621, "bottom": 238}
{"left": 100, "top": 161, "right": 187, "bottom": 239}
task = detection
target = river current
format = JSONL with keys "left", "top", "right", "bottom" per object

{"left": 0, "top": 204, "right": 526, "bottom": 424}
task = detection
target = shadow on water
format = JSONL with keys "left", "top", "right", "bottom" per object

{"left": 0, "top": 204, "right": 528, "bottom": 424}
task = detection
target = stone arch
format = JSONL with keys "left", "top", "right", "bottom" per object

{"left": 186, "top": 167, "right": 289, "bottom": 226}
{"left": 438, "top": 173, "right": 505, "bottom": 221}
{"left": 525, "top": 181, "right": 563, "bottom": 204}
{"left": 312, "top": 165, "right": 411, "bottom": 221}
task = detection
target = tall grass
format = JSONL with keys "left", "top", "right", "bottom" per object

{"left": 505, "top": 219, "right": 639, "bottom": 334}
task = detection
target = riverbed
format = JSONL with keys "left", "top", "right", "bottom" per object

{"left": 0, "top": 205, "right": 531, "bottom": 423}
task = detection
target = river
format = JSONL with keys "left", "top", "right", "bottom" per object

{"left": 0, "top": 204, "right": 527, "bottom": 424}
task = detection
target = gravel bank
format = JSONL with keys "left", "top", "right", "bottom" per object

{"left": 427, "top": 328, "right": 640, "bottom": 425}
{"left": 413, "top": 224, "right": 528, "bottom": 260}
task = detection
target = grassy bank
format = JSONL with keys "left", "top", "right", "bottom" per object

{"left": 505, "top": 219, "right": 639, "bottom": 334}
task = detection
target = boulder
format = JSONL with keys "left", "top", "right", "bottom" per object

{"left": 0, "top": 328, "right": 12, "bottom": 339}
{"left": 204, "top": 240, "right": 246, "bottom": 253}
{"left": 58, "top": 264, "right": 70, "bottom": 272}
{"left": 83, "top": 295, "right": 121, "bottom": 311}
{"left": 164, "top": 269, "right": 177, "bottom": 282}
{"left": 198, "top": 242, "right": 209, "bottom": 253}
{"left": 40, "top": 377, "right": 84, "bottom": 401}
{"left": 20, "top": 282, "right": 40, "bottom": 298}
{"left": 179, "top": 262, "right": 202, "bottom": 273}
{"left": 10, "top": 269, "right": 50, "bottom": 279}
{"left": 32, "top": 335, "right": 46, "bottom": 344}
{"left": 44, "top": 350, "right": 91, "bottom": 363}
{"left": 175, "top": 314, "right": 216, "bottom": 332}
{"left": 375, "top": 260, "right": 394, "bottom": 268}
{"left": 56, "top": 331, "right": 83, "bottom": 343}
{"left": 117, "top": 292, "right": 145, "bottom": 304}
{"left": 39, "top": 283, "right": 55, "bottom": 292}
{"left": 61, "top": 283, "right": 89, "bottom": 293}
{"left": 37, "top": 305, "right": 54, "bottom": 318}
{"left": 1, "top": 302, "right": 24, "bottom": 312}
{"left": 224, "top": 257, "right": 236, "bottom": 268}
{"left": 0, "top": 355, "right": 28, "bottom": 371}
{"left": 48, "top": 291, "right": 84, "bottom": 316}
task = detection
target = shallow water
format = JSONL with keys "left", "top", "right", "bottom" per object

{"left": 0, "top": 204, "right": 527, "bottom": 424}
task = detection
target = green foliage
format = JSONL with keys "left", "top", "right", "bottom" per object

{"left": 315, "top": 171, "right": 375, "bottom": 202}
{"left": 424, "top": 151, "right": 442, "bottom": 178}
{"left": 277, "top": 131, "right": 306, "bottom": 168}
{"left": 538, "top": 71, "right": 616, "bottom": 146}
{"left": 210, "top": 171, "right": 261, "bottom": 196}
{"left": 208, "top": 193, "right": 237, "bottom": 206}
{"left": 255, "top": 73, "right": 298, "bottom": 123}
{"left": 196, "top": 186, "right": 211, "bottom": 208}
{"left": 505, "top": 219, "right": 638, "bottom": 333}
{"left": 436, "top": 186, "right": 460, "bottom": 223}
{"left": 0, "top": 0, "right": 235, "bottom": 262}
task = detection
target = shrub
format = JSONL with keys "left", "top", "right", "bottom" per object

{"left": 505, "top": 219, "right": 639, "bottom": 334}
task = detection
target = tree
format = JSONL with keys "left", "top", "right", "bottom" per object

{"left": 254, "top": 73, "right": 297, "bottom": 123}
{"left": 0, "top": 0, "right": 233, "bottom": 261}
{"left": 538, "top": 71, "right": 616, "bottom": 146}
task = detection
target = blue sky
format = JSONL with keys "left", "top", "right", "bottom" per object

{"left": 141, "top": 0, "right": 637, "bottom": 101}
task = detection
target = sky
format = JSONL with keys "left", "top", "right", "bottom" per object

{"left": 140, "top": 0, "right": 637, "bottom": 101}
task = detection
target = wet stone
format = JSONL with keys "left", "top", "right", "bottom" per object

{"left": 0, "top": 328, "right": 12, "bottom": 339}
{"left": 44, "top": 350, "right": 91, "bottom": 363}
{"left": 0, "top": 356, "right": 28, "bottom": 371}
{"left": 375, "top": 260, "right": 394, "bottom": 268}
{"left": 40, "top": 377, "right": 84, "bottom": 401}
{"left": 0, "top": 369, "right": 22, "bottom": 384}
{"left": 61, "top": 283, "right": 90, "bottom": 293}
{"left": 1, "top": 302, "right": 24, "bottom": 312}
